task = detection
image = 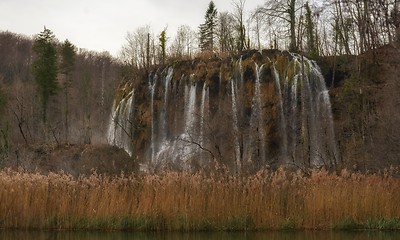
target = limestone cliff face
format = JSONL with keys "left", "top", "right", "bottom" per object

{"left": 108, "top": 50, "right": 339, "bottom": 173}
{"left": 320, "top": 44, "right": 400, "bottom": 170}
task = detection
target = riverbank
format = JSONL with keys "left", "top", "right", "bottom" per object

{"left": 1, "top": 168, "right": 400, "bottom": 231}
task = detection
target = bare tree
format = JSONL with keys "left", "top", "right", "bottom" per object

{"left": 256, "top": 0, "right": 301, "bottom": 52}
{"left": 218, "top": 12, "right": 236, "bottom": 54}
{"left": 232, "top": 0, "right": 249, "bottom": 52}
{"left": 120, "top": 25, "right": 155, "bottom": 69}
{"left": 393, "top": 0, "right": 400, "bottom": 43}
{"left": 250, "top": 10, "right": 264, "bottom": 50}
{"left": 170, "top": 25, "right": 197, "bottom": 59}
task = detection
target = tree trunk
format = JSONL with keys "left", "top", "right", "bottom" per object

{"left": 395, "top": 0, "right": 400, "bottom": 45}
{"left": 65, "top": 84, "right": 69, "bottom": 144}
{"left": 289, "top": 0, "right": 297, "bottom": 52}
{"left": 146, "top": 33, "right": 150, "bottom": 69}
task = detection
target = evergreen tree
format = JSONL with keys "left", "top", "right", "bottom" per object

{"left": 60, "top": 39, "right": 75, "bottom": 77}
{"left": 32, "top": 27, "right": 59, "bottom": 123}
{"left": 199, "top": 1, "right": 218, "bottom": 52}
{"left": 60, "top": 39, "right": 76, "bottom": 143}
{"left": 159, "top": 29, "right": 167, "bottom": 64}
{"left": 304, "top": 2, "right": 317, "bottom": 57}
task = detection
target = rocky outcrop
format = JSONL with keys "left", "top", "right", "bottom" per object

{"left": 320, "top": 44, "right": 400, "bottom": 171}
{"left": 5, "top": 144, "right": 135, "bottom": 177}
{"left": 108, "top": 50, "right": 339, "bottom": 173}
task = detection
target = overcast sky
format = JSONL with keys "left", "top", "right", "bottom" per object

{"left": 1, "top": 0, "right": 262, "bottom": 57}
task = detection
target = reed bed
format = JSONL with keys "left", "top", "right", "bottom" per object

{"left": 1, "top": 168, "right": 400, "bottom": 231}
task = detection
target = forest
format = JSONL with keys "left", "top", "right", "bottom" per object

{"left": 0, "top": 0, "right": 399, "bottom": 232}
{"left": 0, "top": 0, "right": 399, "bottom": 172}
{"left": 119, "top": 0, "right": 399, "bottom": 67}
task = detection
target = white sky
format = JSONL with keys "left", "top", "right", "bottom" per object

{"left": 0, "top": 0, "right": 262, "bottom": 57}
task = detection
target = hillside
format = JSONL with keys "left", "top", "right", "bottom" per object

{"left": 1, "top": 30, "right": 399, "bottom": 175}
{"left": 322, "top": 44, "right": 400, "bottom": 170}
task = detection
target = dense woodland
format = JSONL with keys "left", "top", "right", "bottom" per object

{"left": 120, "top": 0, "right": 400, "bottom": 68}
{"left": 0, "top": 31, "right": 120, "bottom": 164}
{"left": 0, "top": 0, "right": 399, "bottom": 168}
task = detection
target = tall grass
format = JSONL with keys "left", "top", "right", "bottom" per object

{"left": 1, "top": 168, "right": 400, "bottom": 231}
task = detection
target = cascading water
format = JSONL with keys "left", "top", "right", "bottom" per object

{"left": 149, "top": 73, "right": 158, "bottom": 165}
{"left": 200, "top": 82, "right": 209, "bottom": 165}
{"left": 160, "top": 67, "right": 173, "bottom": 142}
{"left": 180, "top": 81, "right": 198, "bottom": 167}
{"left": 107, "top": 83, "right": 134, "bottom": 156}
{"left": 231, "top": 79, "right": 241, "bottom": 173}
{"left": 272, "top": 63, "right": 288, "bottom": 162}
{"left": 246, "top": 63, "right": 266, "bottom": 165}
{"left": 107, "top": 50, "right": 340, "bottom": 172}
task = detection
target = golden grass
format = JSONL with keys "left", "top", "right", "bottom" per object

{"left": 1, "top": 168, "right": 400, "bottom": 231}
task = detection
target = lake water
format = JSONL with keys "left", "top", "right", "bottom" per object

{"left": 1, "top": 230, "right": 400, "bottom": 240}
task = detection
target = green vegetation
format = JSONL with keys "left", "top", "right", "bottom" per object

{"left": 60, "top": 39, "right": 76, "bottom": 144}
{"left": 199, "top": 1, "right": 218, "bottom": 52}
{"left": 159, "top": 29, "right": 167, "bottom": 65}
{"left": 334, "top": 218, "right": 400, "bottom": 231}
{"left": 31, "top": 27, "right": 59, "bottom": 123}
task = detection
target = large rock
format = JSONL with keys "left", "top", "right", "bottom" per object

{"left": 5, "top": 144, "right": 136, "bottom": 177}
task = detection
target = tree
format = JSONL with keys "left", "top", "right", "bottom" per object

{"left": 170, "top": 25, "right": 197, "bottom": 58}
{"left": 120, "top": 25, "right": 154, "bottom": 69}
{"left": 199, "top": 1, "right": 218, "bottom": 52}
{"left": 393, "top": 0, "right": 400, "bottom": 43}
{"left": 159, "top": 29, "right": 167, "bottom": 64}
{"left": 304, "top": 1, "right": 317, "bottom": 56}
{"left": 31, "top": 27, "right": 59, "bottom": 123}
{"left": 232, "top": 0, "right": 249, "bottom": 52}
{"left": 218, "top": 12, "right": 236, "bottom": 54}
{"left": 0, "top": 88, "right": 8, "bottom": 164}
{"left": 60, "top": 39, "right": 76, "bottom": 144}
{"left": 256, "top": 0, "right": 300, "bottom": 52}
{"left": 251, "top": 10, "right": 264, "bottom": 50}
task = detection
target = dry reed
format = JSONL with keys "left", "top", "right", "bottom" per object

{"left": 0, "top": 167, "right": 400, "bottom": 231}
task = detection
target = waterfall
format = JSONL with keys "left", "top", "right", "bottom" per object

{"left": 311, "top": 60, "right": 340, "bottom": 165}
{"left": 256, "top": 64, "right": 267, "bottom": 165}
{"left": 246, "top": 63, "right": 265, "bottom": 164}
{"left": 231, "top": 79, "right": 241, "bottom": 173}
{"left": 107, "top": 84, "right": 134, "bottom": 156}
{"left": 284, "top": 54, "right": 339, "bottom": 167}
{"left": 150, "top": 73, "right": 158, "bottom": 165}
{"left": 107, "top": 50, "right": 339, "bottom": 172}
{"left": 289, "top": 63, "right": 299, "bottom": 163}
{"left": 200, "top": 82, "right": 209, "bottom": 164}
{"left": 181, "top": 82, "right": 197, "bottom": 168}
{"left": 185, "top": 82, "right": 197, "bottom": 135}
{"left": 272, "top": 63, "right": 288, "bottom": 162}
{"left": 160, "top": 67, "right": 173, "bottom": 142}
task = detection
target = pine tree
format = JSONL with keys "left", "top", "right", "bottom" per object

{"left": 159, "top": 29, "right": 167, "bottom": 64}
{"left": 60, "top": 39, "right": 76, "bottom": 144}
{"left": 199, "top": 1, "right": 218, "bottom": 52}
{"left": 32, "top": 27, "right": 59, "bottom": 123}
{"left": 304, "top": 1, "right": 317, "bottom": 57}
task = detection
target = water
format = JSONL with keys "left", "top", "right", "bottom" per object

{"left": 272, "top": 63, "right": 288, "bottom": 162}
{"left": 200, "top": 82, "right": 209, "bottom": 166}
{"left": 2, "top": 230, "right": 400, "bottom": 240}
{"left": 107, "top": 83, "right": 134, "bottom": 156}
{"left": 107, "top": 51, "right": 340, "bottom": 172}
{"left": 160, "top": 67, "right": 174, "bottom": 143}
{"left": 231, "top": 79, "right": 241, "bottom": 173}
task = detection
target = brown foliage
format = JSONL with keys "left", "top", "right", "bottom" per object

{"left": 0, "top": 168, "right": 400, "bottom": 230}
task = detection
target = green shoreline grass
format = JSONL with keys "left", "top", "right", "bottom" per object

{"left": 1, "top": 168, "right": 400, "bottom": 231}
{"left": 17, "top": 216, "right": 400, "bottom": 231}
